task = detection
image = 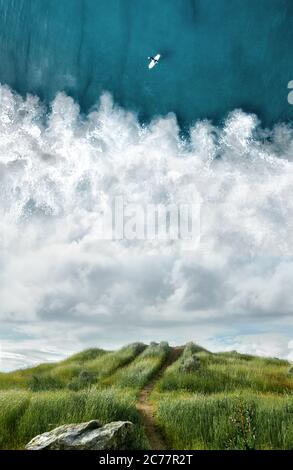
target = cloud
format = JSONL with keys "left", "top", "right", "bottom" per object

{"left": 0, "top": 86, "right": 293, "bottom": 370}
{"left": 206, "top": 333, "right": 293, "bottom": 362}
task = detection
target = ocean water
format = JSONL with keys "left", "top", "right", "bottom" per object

{"left": 1, "top": 1, "right": 293, "bottom": 369}
{"left": 0, "top": 0, "right": 292, "bottom": 126}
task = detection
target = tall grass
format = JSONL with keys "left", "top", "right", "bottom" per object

{"left": 1, "top": 343, "right": 292, "bottom": 451}
{"left": 155, "top": 392, "right": 293, "bottom": 450}
{"left": 0, "top": 363, "right": 57, "bottom": 390}
{"left": 45, "top": 349, "right": 108, "bottom": 384}
{"left": 0, "top": 372, "right": 28, "bottom": 390}
{"left": 60, "top": 348, "right": 107, "bottom": 364}
{"left": 104, "top": 342, "right": 170, "bottom": 391}
{"left": 85, "top": 343, "right": 145, "bottom": 377}
{"left": 153, "top": 344, "right": 293, "bottom": 450}
{"left": 157, "top": 344, "right": 293, "bottom": 395}
{"left": 0, "top": 388, "right": 148, "bottom": 450}
{"left": 0, "top": 353, "right": 105, "bottom": 391}
{"left": 0, "top": 343, "right": 145, "bottom": 392}
{"left": 0, "top": 391, "right": 30, "bottom": 449}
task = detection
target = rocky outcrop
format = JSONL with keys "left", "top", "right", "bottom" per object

{"left": 25, "top": 420, "right": 133, "bottom": 450}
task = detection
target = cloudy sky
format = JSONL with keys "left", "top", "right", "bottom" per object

{"left": 0, "top": 87, "right": 293, "bottom": 371}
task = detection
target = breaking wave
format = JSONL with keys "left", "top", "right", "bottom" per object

{"left": 1, "top": 85, "right": 293, "bottom": 251}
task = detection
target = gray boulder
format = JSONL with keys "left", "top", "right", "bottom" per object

{"left": 25, "top": 420, "right": 133, "bottom": 450}
{"left": 179, "top": 355, "right": 201, "bottom": 373}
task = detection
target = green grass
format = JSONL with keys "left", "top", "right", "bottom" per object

{"left": 1, "top": 341, "right": 292, "bottom": 450}
{"left": 152, "top": 343, "right": 293, "bottom": 450}
{"left": 0, "top": 388, "right": 148, "bottom": 450}
{"left": 155, "top": 392, "right": 293, "bottom": 450}
{"left": 85, "top": 342, "right": 146, "bottom": 379}
{"left": 0, "top": 343, "right": 145, "bottom": 392}
{"left": 0, "top": 343, "right": 149, "bottom": 450}
{"left": 60, "top": 348, "right": 107, "bottom": 364}
{"left": 0, "top": 391, "right": 31, "bottom": 449}
{"left": 0, "top": 363, "right": 57, "bottom": 390}
{"left": 103, "top": 342, "right": 170, "bottom": 392}
{"left": 156, "top": 345, "right": 293, "bottom": 395}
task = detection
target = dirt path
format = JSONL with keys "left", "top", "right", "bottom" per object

{"left": 136, "top": 347, "right": 184, "bottom": 450}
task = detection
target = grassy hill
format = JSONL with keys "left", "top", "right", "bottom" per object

{"left": 0, "top": 342, "right": 292, "bottom": 450}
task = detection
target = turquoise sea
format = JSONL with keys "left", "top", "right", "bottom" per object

{"left": 0, "top": 0, "right": 292, "bottom": 126}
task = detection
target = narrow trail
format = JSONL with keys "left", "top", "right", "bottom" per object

{"left": 136, "top": 347, "right": 184, "bottom": 450}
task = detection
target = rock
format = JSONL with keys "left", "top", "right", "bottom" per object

{"left": 179, "top": 355, "right": 201, "bottom": 373}
{"left": 25, "top": 420, "right": 133, "bottom": 450}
